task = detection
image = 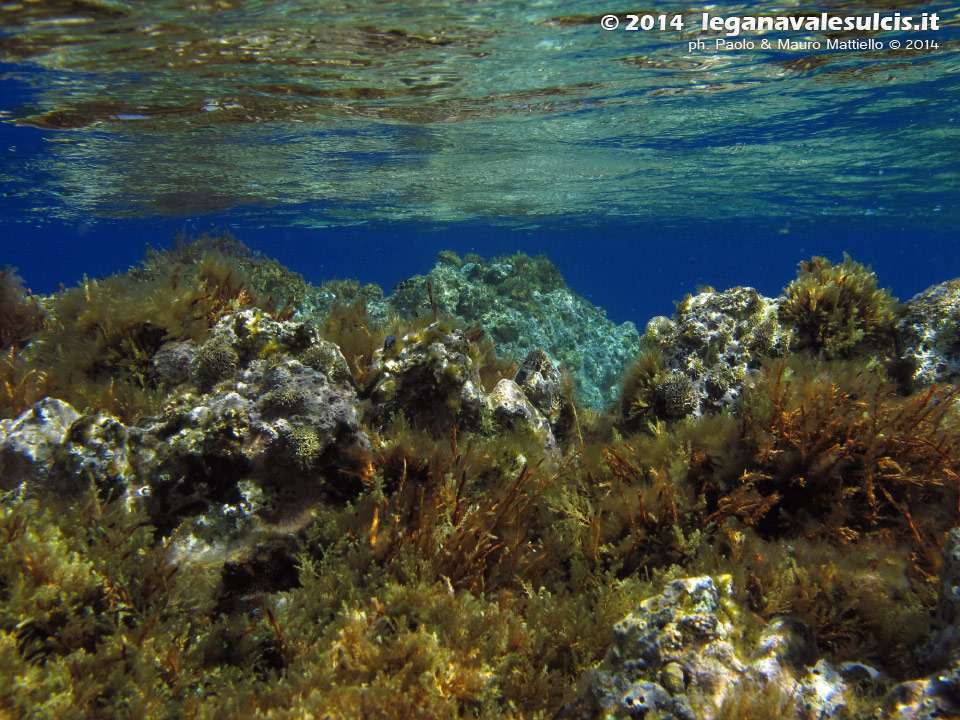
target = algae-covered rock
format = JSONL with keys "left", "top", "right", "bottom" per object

{"left": 897, "top": 279, "right": 960, "bottom": 386}
{"left": 192, "top": 336, "right": 239, "bottom": 389}
{"left": 384, "top": 252, "right": 640, "bottom": 410}
{"left": 884, "top": 527, "right": 960, "bottom": 719}
{"left": 145, "top": 321, "right": 370, "bottom": 548}
{"left": 579, "top": 575, "right": 851, "bottom": 720}
{"left": 0, "top": 398, "right": 80, "bottom": 489}
{"left": 152, "top": 340, "right": 199, "bottom": 385}
{"left": 486, "top": 378, "right": 555, "bottom": 450}
{"left": 367, "top": 320, "right": 485, "bottom": 432}
{"left": 514, "top": 348, "right": 564, "bottom": 426}
{"left": 917, "top": 527, "right": 960, "bottom": 672}
{"left": 202, "top": 308, "right": 315, "bottom": 365}
{"left": 0, "top": 398, "right": 152, "bottom": 498}
{"left": 58, "top": 411, "right": 151, "bottom": 498}
{"left": 637, "top": 287, "right": 785, "bottom": 420}
{"left": 366, "top": 323, "right": 561, "bottom": 449}
{"left": 0, "top": 309, "right": 362, "bottom": 555}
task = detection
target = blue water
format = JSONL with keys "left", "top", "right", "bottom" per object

{"left": 2, "top": 212, "right": 954, "bottom": 327}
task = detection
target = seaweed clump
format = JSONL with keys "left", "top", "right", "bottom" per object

{"left": 733, "top": 357, "right": 960, "bottom": 560}
{"left": 0, "top": 266, "right": 45, "bottom": 352}
{"left": 0, "top": 492, "right": 224, "bottom": 720}
{"left": 0, "top": 267, "right": 47, "bottom": 416}
{"left": 587, "top": 356, "right": 955, "bottom": 677}
{"left": 617, "top": 354, "right": 704, "bottom": 430}
{"left": 4, "top": 246, "right": 960, "bottom": 720}
{"left": 780, "top": 253, "right": 899, "bottom": 359}
{"left": 136, "top": 231, "right": 308, "bottom": 316}
{"left": 1, "top": 235, "right": 280, "bottom": 421}
{"left": 617, "top": 348, "right": 668, "bottom": 431}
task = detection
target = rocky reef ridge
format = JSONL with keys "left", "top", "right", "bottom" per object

{"left": 0, "top": 238, "right": 959, "bottom": 720}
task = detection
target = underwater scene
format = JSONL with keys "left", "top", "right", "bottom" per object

{"left": 2, "top": 1, "right": 960, "bottom": 718}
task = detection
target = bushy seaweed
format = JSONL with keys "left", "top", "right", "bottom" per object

{"left": 317, "top": 298, "right": 387, "bottom": 388}
{"left": 3, "top": 247, "right": 959, "bottom": 719}
{"left": 1, "top": 237, "right": 278, "bottom": 421}
{"left": 0, "top": 268, "right": 48, "bottom": 417}
{"left": 138, "top": 231, "right": 308, "bottom": 317}
{"left": 779, "top": 253, "right": 899, "bottom": 359}
{"left": 617, "top": 348, "right": 667, "bottom": 431}
{"left": 0, "top": 266, "right": 45, "bottom": 352}
{"left": 734, "top": 357, "right": 960, "bottom": 558}
{"left": 0, "top": 489, "right": 224, "bottom": 720}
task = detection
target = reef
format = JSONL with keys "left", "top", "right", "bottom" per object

{"left": 1, "top": 240, "right": 960, "bottom": 720}
{"left": 380, "top": 251, "right": 641, "bottom": 410}
{"left": 577, "top": 575, "right": 851, "bottom": 720}
{"left": 897, "top": 278, "right": 960, "bottom": 386}
{"left": 627, "top": 286, "right": 786, "bottom": 426}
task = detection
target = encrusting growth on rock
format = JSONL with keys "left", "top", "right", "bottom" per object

{"left": 0, "top": 241, "right": 958, "bottom": 719}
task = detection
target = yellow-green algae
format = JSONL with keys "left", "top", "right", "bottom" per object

{"left": 0, "top": 233, "right": 305, "bottom": 422}
{"left": 779, "top": 253, "right": 899, "bottom": 360}
{"left": 1, "top": 240, "right": 958, "bottom": 719}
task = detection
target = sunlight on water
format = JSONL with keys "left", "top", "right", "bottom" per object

{"left": 1, "top": 0, "right": 959, "bottom": 225}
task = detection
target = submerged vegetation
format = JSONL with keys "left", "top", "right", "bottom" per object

{"left": 780, "top": 253, "right": 899, "bottom": 359}
{"left": 0, "top": 233, "right": 303, "bottom": 422}
{"left": 1, "top": 239, "right": 959, "bottom": 718}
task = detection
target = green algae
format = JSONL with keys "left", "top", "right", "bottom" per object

{"left": 1, "top": 241, "right": 959, "bottom": 719}
{"left": 0, "top": 233, "right": 314, "bottom": 422}
{"left": 780, "top": 253, "right": 899, "bottom": 359}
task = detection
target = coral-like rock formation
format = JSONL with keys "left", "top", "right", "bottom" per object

{"left": 4, "top": 307, "right": 371, "bottom": 550}
{"left": 383, "top": 252, "right": 640, "bottom": 410}
{"left": 897, "top": 279, "right": 960, "bottom": 386}
{"left": 634, "top": 287, "right": 785, "bottom": 421}
{"left": 579, "top": 575, "right": 851, "bottom": 720}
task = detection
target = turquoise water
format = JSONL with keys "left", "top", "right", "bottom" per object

{"left": 2, "top": 0, "right": 959, "bottom": 321}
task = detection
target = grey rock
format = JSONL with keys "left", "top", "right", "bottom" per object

{"left": 58, "top": 412, "right": 150, "bottom": 497}
{"left": 757, "top": 616, "right": 818, "bottom": 670}
{"left": 897, "top": 279, "right": 960, "bottom": 385}
{"left": 514, "top": 348, "right": 563, "bottom": 425}
{"left": 640, "top": 287, "right": 786, "bottom": 419}
{"left": 0, "top": 398, "right": 153, "bottom": 500}
{"left": 795, "top": 659, "right": 848, "bottom": 719}
{"left": 579, "top": 575, "right": 851, "bottom": 720}
{"left": 837, "top": 661, "right": 885, "bottom": 695}
{"left": 621, "top": 680, "right": 671, "bottom": 715}
{"left": 487, "top": 379, "right": 555, "bottom": 450}
{"left": 0, "top": 398, "right": 80, "bottom": 489}
{"left": 918, "top": 528, "right": 960, "bottom": 670}
{"left": 883, "top": 666, "right": 960, "bottom": 720}
{"left": 153, "top": 340, "right": 199, "bottom": 385}
{"left": 135, "top": 312, "right": 370, "bottom": 559}
{"left": 383, "top": 256, "right": 640, "bottom": 411}
{"left": 367, "top": 321, "right": 483, "bottom": 432}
